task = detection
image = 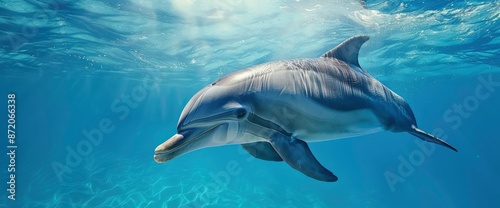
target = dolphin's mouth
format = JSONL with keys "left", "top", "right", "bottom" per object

{"left": 153, "top": 134, "right": 184, "bottom": 163}
{"left": 153, "top": 124, "right": 222, "bottom": 163}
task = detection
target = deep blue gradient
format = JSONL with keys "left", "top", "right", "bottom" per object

{"left": 1, "top": 0, "right": 499, "bottom": 207}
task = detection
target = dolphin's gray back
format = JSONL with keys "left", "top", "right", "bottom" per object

{"left": 212, "top": 57, "right": 416, "bottom": 132}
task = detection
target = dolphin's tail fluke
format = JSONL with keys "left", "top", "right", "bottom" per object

{"left": 409, "top": 125, "right": 458, "bottom": 152}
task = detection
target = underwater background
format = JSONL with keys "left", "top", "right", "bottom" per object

{"left": 1, "top": 0, "right": 500, "bottom": 207}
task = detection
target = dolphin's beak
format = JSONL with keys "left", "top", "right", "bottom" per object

{"left": 154, "top": 134, "right": 184, "bottom": 163}
{"left": 154, "top": 124, "right": 223, "bottom": 163}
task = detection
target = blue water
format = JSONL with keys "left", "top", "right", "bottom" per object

{"left": 1, "top": 0, "right": 500, "bottom": 207}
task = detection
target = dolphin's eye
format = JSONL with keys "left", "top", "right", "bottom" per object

{"left": 235, "top": 108, "right": 247, "bottom": 119}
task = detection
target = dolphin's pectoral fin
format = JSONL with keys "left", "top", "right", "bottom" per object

{"left": 241, "top": 142, "right": 283, "bottom": 162}
{"left": 268, "top": 133, "right": 338, "bottom": 182}
{"left": 409, "top": 125, "right": 458, "bottom": 152}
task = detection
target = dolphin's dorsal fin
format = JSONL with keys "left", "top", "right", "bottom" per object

{"left": 321, "top": 35, "right": 369, "bottom": 69}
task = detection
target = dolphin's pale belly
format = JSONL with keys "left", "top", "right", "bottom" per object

{"left": 292, "top": 108, "right": 385, "bottom": 142}
{"left": 254, "top": 95, "right": 385, "bottom": 142}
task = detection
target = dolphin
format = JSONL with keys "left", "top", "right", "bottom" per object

{"left": 154, "top": 35, "right": 457, "bottom": 182}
